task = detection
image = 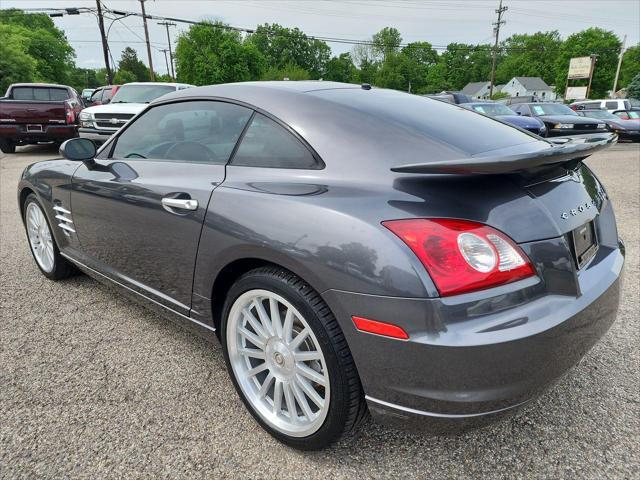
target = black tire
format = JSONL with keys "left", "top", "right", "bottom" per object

{"left": 0, "top": 139, "right": 16, "bottom": 154}
{"left": 23, "top": 193, "right": 77, "bottom": 280}
{"left": 221, "top": 267, "right": 368, "bottom": 450}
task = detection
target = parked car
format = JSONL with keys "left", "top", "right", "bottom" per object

{"left": 511, "top": 102, "right": 608, "bottom": 136}
{"left": 79, "top": 82, "right": 193, "bottom": 143}
{"left": 500, "top": 95, "right": 549, "bottom": 105}
{"left": 81, "top": 88, "right": 95, "bottom": 102}
{"left": 0, "top": 83, "right": 82, "bottom": 153}
{"left": 18, "top": 82, "right": 623, "bottom": 450}
{"left": 462, "top": 102, "right": 547, "bottom": 136}
{"left": 85, "top": 85, "right": 121, "bottom": 106}
{"left": 570, "top": 98, "right": 639, "bottom": 113}
{"left": 423, "top": 91, "right": 473, "bottom": 104}
{"left": 577, "top": 109, "right": 640, "bottom": 141}
{"left": 613, "top": 110, "right": 640, "bottom": 121}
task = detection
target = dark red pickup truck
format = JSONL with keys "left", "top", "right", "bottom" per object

{"left": 0, "top": 83, "right": 83, "bottom": 153}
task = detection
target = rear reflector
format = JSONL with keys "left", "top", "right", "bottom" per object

{"left": 352, "top": 316, "right": 409, "bottom": 340}
{"left": 383, "top": 218, "right": 536, "bottom": 297}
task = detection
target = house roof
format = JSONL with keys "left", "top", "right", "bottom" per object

{"left": 515, "top": 77, "right": 551, "bottom": 91}
{"left": 461, "top": 81, "right": 490, "bottom": 95}
{"left": 495, "top": 84, "right": 505, "bottom": 92}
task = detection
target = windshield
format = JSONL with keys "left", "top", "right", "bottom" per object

{"left": 625, "top": 111, "right": 640, "bottom": 119}
{"left": 470, "top": 104, "right": 515, "bottom": 116}
{"left": 581, "top": 110, "right": 617, "bottom": 119}
{"left": 530, "top": 104, "right": 577, "bottom": 116}
{"left": 111, "top": 84, "right": 175, "bottom": 104}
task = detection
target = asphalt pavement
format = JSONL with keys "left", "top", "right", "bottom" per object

{"left": 1, "top": 143, "right": 638, "bottom": 479}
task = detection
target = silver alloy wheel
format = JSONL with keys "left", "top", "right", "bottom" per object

{"left": 26, "top": 202, "right": 55, "bottom": 273}
{"left": 227, "top": 289, "right": 330, "bottom": 437}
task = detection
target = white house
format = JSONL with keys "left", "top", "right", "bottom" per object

{"left": 500, "top": 77, "right": 558, "bottom": 100}
{"left": 461, "top": 81, "right": 492, "bottom": 99}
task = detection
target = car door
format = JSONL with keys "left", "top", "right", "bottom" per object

{"left": 70, "top": 99, "right": 253, "bottom": 315}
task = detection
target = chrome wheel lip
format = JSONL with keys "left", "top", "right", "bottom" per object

{"left": 227, "top": 289, "right": 330, "bottom": 438}
{"left": 26, "top": 202, "right": 55, "bottom": 273}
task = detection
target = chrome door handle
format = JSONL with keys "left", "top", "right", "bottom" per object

{"left": 161, "top": 197, "right": 198, "bottom": 211}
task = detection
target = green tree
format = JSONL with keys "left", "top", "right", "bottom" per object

{"left": 68, "top": 67, "right": 99, "bottom": 93}
{"left": 0, "top": 9, "right": 75, "bottom": 85}
{"left": 113, "top": 69, "right": 137, "bottom": 84}
{"left": 423, "top": 61, "right": 449, "bottom": 93}
{"left": 175, "top": 22, "right": 264, "bottom": 85}
{"left": 324, "top": 53, "right": 357, "bottom": 83}
{"left": 555, "top": 28, "right": 621, "bottom": 99}
{"left": 400, "top": 42, "right": 438, "bottom": 93}
{"left": 618, "top": 44, "right": 640, "bottom": 89}
{"left": 261, "top": 63, "right": 310, "bottom": 81}
{"left": 372, "top": 27, "right": 402, "bottom": 62}
{"left": 0, "top": 23, "right": 38, "bottom": 93}
{"left": 118, "top": 47, "right": 150, "bottom": 82}
{"left": 627, "top": 73, "right": 640, "bottom": 99}
{"left": 495, "top": 31, "right": 563, "bottom": 85}
{"left": 440, "top": 43, "right": 493, "bottom": 90}
{"left": 248, "top": 23, "right": 330, "bottom": 78}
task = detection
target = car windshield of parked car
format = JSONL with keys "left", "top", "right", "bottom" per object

{"left": 530, "top": 104, "right": 577, "bottom": 116}
{"left": 471, "top": 104, "right": 515, "bottom": 116}
{"left": 581, "top": 110, "right": 618, "bottom": 120}
{"left": 110, "top": 84, "right": 175, "bottom": 104}
{"left": 11, "top": 87, "right": 69, "bottom": 101}
{"left": 111, "top": 100, "right": 252, "bottom": 164}
{"left": 620, "top": 111, "right": 640, "bottom": 119}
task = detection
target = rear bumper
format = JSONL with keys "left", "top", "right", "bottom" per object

{"left": 616, "top": 130, "right": 640, "bottom": 141}
{"left": 323, "top": 244, "right": 623, "bottom": 430}
{"left": 79, "top": 127, "right": 115, "bottom": 143}
{"left": 0, "top": 124, "right": 77, "bottom": 143}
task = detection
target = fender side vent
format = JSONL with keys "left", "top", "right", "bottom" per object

{"left": 53, "top": 204, "right": 75, "bottom": 236}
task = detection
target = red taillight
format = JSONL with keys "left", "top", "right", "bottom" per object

{"left": 352, "top": 316, "right": 409, "bottom": 340}
{"left": 383, "top": 219, "right": 536, "bottom": 297}
{"left": 65, "top": 101, "right": 75, "bottom": 124}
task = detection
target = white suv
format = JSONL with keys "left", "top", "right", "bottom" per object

{"left": 570, "top": 98, "right": 638, "bottom": 113}
{"left": 79, "top": 82, "right": 193, "bottom": 143}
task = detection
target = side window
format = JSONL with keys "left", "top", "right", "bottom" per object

{"left": 605, "top": 101, "right": 618, "bottom": 110}
{"left": 111, "top": 100, "right": 252, "bottom": 164}
{"left": 231, "top": 113, "right": 319, "bottom": 169}
{"left": 102, "top": 88, "right": 113, "bottom": 101}
{"left": 90, "top": 89, "right": 102, "bottom": 103}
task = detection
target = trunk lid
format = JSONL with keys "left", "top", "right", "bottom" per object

{"left": 0, "top": 100, "right": 67, "bottom": 124}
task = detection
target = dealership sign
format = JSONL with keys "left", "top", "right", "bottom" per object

{"left": 565, "top": 86, "right": 589, "bottom": 100}
{"left": 568, "top": 57, "right": 593, "bottom": 79}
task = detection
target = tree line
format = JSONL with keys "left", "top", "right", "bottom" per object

{"left": 1, "top": 9, "right": 638, "bottom": 100}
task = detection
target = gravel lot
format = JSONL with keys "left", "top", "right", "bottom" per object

{"left": 1, "top": 143, "right": 638, "bottom": 479}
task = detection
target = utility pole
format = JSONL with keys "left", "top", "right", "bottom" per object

{"left": 161, "top": 49, "right": 171, "bottom": 78}
{"left": 158, "top": 21, "right": 176, "bottom": 80}
{"left": 95, "top": 1, "right": 113, "bottom": 84}
{"left": 612, "top": 34, "right": 626, "bottom": 96}
{"left": 139, "top": 0, "right": 155, "bottom": 81}
{"left": 489, "top": 0, "right": 508, "bottom": 98}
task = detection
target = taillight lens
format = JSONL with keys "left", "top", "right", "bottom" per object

{"left": 65, "top": 101, "right": 75, "bottom": 124}
{"left": 383, "top": 219, "right": 536, "bottom": 296}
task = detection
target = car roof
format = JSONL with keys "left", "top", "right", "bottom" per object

{"left": 122, "top": 82, "right": 192, "bottom": 87}
{"left": 155, "top": 81, "right": 545, "bottom": 181}
{"left": 9, "top": 83, "right": 70, "bottom": 89}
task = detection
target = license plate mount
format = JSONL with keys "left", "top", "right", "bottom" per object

{"left": 570, "top": 220, "right": 598, "bottom": 269}
{"left": 26, "top": 124, "right": 43, "bottom": 132}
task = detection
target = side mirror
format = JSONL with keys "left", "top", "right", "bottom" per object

{"left": 516, "top": 111, "right": 521, "bottom": 115}
{"left": 103, "top": 98, "right": 111, "bottom": 104}
{"left": 60, "top": 138, "right": 97, "bottom": 162}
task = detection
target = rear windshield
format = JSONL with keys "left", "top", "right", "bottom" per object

{"left": 110, "top": 84, "right": 175, "bottom": 104}
{"left": 470, "top": 104, "right": 515, "bottom": 116}
{"left": 580, "top": 110, "right": 617, "bottom": 120}
{"left": 530, "top": 104, "right": 576, "bottom": 116}
{"left": 10, "top": 87, "right": 69, "bottom": 101}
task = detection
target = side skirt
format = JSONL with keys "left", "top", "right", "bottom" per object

{"left": 60, "top": 252, "right": 218, "bottom": 343}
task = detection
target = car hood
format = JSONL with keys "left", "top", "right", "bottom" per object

{"left": 497, "top": 115, "right": 543, "bottom": 128}
{"left": 539, "top": 114, "right": 599, "bottom": 124}
{"left": 81, "top": 103, "right": 148, "bottom": 115}
{"left": 607, "top": 119, "right": 639, "bottom": 130}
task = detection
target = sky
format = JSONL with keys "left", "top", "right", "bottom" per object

{"left": 3, "top": 0, "right": 639, "bottom": 76}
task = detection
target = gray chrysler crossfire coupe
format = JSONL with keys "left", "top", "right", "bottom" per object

{"left": 18, "top": 81, "right": 624, "bottom": 449}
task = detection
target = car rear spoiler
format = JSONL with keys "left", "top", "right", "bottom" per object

{"left": 390, "top": 133, "right": 617, "bottom": 175}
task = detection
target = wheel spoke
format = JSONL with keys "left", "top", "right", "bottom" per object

{"left": 238, "top": 347, "right": 266, "bottom": 360}
{"left": 295, "top": 375, "right": 325, "bottom": 409}
{"left": 259, "top": 372, "right": 275, "bottom": 398}
{"left": 272, "top": 379, "right": 283, "bottom": 415}
{"left": 242, "top": 308, "right": 268, "bottom": 340}
{"left": 293, "top": 350, "right": 322, "bottom": 362}
{"left": 288, "top": 327, "right": 309, "bottom": 350}
{"left": 283, "top": 382, "right": 298, "bottom": 424}
{"left": 238, "top": 326, "right": 266, "bottom": 350}
{"left": 269, "top": 298, "right": 283, "bottom": 338}
{"left": 282, "top": 308, "right": 294, "bottom": 343}
{"left": 296, "top": 363, "right": 327, "bottom": 387}
{"left": 291, "top": 380, "right": 314, "bottom": 421}
{"left": 253, "top": 298, "right": 274, "bottom": 337}
{"left": 245, "top": 362, "right": 268, "bottom": 379}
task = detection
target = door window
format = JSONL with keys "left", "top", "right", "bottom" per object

{"left": 111, "top": 100, "right": 252, "bottom": 164}
{"left": 605, "top": 101, "right": 618, "bottom": 110}
{"left": 90, "top": 89, "right": 103, "bottom": 103}
{"left": 231, "top": 113, "right": 320, "bottom": 169}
